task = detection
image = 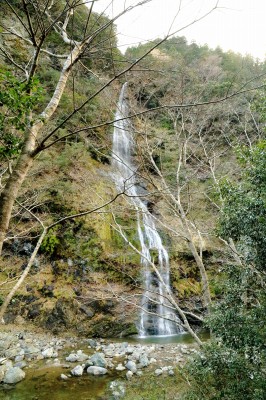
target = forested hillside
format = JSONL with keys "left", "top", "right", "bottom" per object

{"left": 0, "top": 1, "right": 265, "bottom": 397}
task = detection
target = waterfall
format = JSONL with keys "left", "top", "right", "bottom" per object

{"left": 112, "top": 83, "right": 183, "bottom": 337}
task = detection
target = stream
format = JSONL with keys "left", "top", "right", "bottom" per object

{"left": 0, "top": 332, "right": 208, "bottom": 400}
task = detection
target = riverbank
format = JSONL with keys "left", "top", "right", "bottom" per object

{"left": 0, "top": 324, "right": 198, "bottom": 399}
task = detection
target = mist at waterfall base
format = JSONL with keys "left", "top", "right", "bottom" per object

{"left": 112, "top": 83, "right": 184, "bottom": 338}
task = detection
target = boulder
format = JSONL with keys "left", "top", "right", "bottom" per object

{"left": 90, "top": 353, "right": 107, "bottom": 368}
{"left": 87, "top": 366, "right": 107, "bottom": 376}
{"left": 42, "top": 348, "right": 54, "bottom": 358}
{"left": 154, "top": 368, "right": 163, "bottom": 376}
{"left": 126, "top": 370, "right": 133, "bottom": 380}
{"left": 3, "top": 367, "right": 25, "bottom": 384}
{"left": 71, "top": 365, "right": 84, "bottom": 377}
{"left": 139, "top": 354, "right": 149, "bottom": 368}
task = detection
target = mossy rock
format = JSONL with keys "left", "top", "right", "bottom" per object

{"left": 87, "top": 315, "right": 138, "bottom": 338}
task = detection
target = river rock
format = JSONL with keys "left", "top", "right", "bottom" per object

{"left": 15, "top": 353, "right": 25, "bottom": 363}
{"left": 87, "top": 366, "right": 107, "bottom": 376}
{"left": 139, "top": 354, "right": 149, "bottom": 368}
{"left": 24, "top": 345, "right": 40, "bottom": 359}
{"left": 76, "top": 350, "right": 89, "bottom": 362}
{"left": 0, "top": 339, "right": 13, "bottom": 351}
{"left": 126, "top": 370, "right": 133, "bottom": 380}
{"left": 90, "top": 353, "right": 107, "bottom": 368}
{"left": 42, "top": 348, "right": 54, "bottom": 358}
{"left": 71, "top": 365, "right": 84, "bottom": 377}
{"left": 0, "top": 365, "right": 7, "bottom": 381}
{"left": 3, "top": 367, "right": 25, "bottom": 384}
{"left": 154, "top": 368, "right": 163, "bottom": 376}
{"left": 116, "top": 363, "right": 126, "bottom": 371}
{"left": 66, "top": 353, "right": 78, "bottom": 362}
{"left": 168, "top": 369, "right": 175, "bottom": 376}
{"left": 110, "top": 380, "right": 126, "bottom": 400}
{"left": 66, "top": 350, "right": 89, "bottom": 363}
{"left": 125, "top": 361, "right": 137, "bottom": 373}
{"left": 88, "top": 339, "right": 97, "bottom": 348}
{"left": 5, "top": 347, "right": 20, "bottom": 360}
{"left": 14, "top": 361, "right": 27, "bottom": 369}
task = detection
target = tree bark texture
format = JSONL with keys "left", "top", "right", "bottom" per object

{"left": 0, "top": 41, "right": 89, "bottom": 256}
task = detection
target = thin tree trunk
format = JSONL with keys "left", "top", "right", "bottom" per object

{"left": 0, "top": 228, "right": 47, "bottom": 323}
{"left": 0, "top": 137, "right": 35, "bottom": 255}
{"left": 0, "top": 41, "right": 89, "bottom": 256}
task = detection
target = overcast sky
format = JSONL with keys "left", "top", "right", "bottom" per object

{"left": 92, "top": 0, "right": 266, "bottom": 60}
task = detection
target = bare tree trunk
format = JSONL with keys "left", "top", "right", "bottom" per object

{"left": 0, "top": 134, "right": 36, "bottom": 255}
{"left": 0, "top": 228, "right": 47, "bottom": 323}
{"left": 178, "top": 202, "right": 212, "bottom": 312}
{"left": 0, "top": 41, "right": 89, "bottom": 256}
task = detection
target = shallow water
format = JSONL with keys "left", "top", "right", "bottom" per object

{"left": 130, "top": 330, "right": 209, "bottom": 345}
{"left": 0, "top": 332, "right": 208, "bottom": 400}
{"left": 0, "top": 366, "right": 115, "bottom": 400}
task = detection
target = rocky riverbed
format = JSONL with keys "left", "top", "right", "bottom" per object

{"left": 0, "top": 325, "right": 200, "bottom": 399}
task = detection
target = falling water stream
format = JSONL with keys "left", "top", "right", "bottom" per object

{"left": 112, "top": 83, "right": 183, "bottom": 337}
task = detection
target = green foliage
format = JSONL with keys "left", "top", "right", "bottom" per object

{"left": 219, "top": 141, "right": 266, "bottom": 269}
{"left": 182, "top": 141, "right": 266, "bottom": 400}
{"left": 0, "top": 70, "right": 43, "bottom": 159}
{"left": 41, "top": 228, "right": 60, "bottom": 255}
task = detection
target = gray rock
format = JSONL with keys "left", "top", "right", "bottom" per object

{"left": 5, "top": 348, "right": 19, "bottom": 360}
{"left": 67, "top": 258, "right": 73, "bottom": 267}
{"left": 66, "top": 351, "right": 88, "bottom": 363}
{"left": 115, "top": 363, "right": 126, "bottom": 371}
{"left": 125, "top": 360, "right": 137, "bottom": 373}
{"left": 84, "top": 360, "right": 93, "bottom": 368}
{"left": 125, "top": 346, "right": 134, "bottom": 355}
{"left": 0, "top": 339, "right": 12, "bottom": 351}
{"left": 0, "top": 365, "right": 8, "bottom": 381}
{"left": 168, "top": 369, "right": 175, "bottom": 376}
{"left": 71, "top": 365, "right": 84, "bottom": 377}
{"left": 126, "top": 370, "right": 133, "bottom": 380}
{"left": 87, "top": 339, "right": 97, "bottom": 348}
{"left": 14, "top": 355, "right": 24, "bottom": 363}
{"left": 3, "top": 367, "right": 25, "bottom": 384}
{"left": 87, "top": 366, "right": 107, "bottom": 376}
{"left": 76, "top": 350, "right": 89, "bottom": 362}
{"left": 65, "top": 353, "right": 78, "bottom": 362}
{"left": 139, "top": 354, "right": 149, "bottom": 368}
{"left": 42, "top": 348, "right": 54, "bottom": 358}
{"left": 90, "top": 353, "right": 107, "bottom": 368}
{"left": 110, "top": 380, "right": 126, "bottom": 400}
{"left": 14, "top": 361, "right": 27, "bottom": 369}
{"left": 24, "top": 345, "right": 40, "bottom": 358}
{"left": 61, "top": 374, "right": 69, "bottom": 380}
{"left": 154, "top": 368, "right": 163, "bottom": 376}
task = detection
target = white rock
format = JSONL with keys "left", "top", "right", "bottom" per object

{"left": 3, "top": 367, "right": 25, "bottom": 384}
{"left": 87, "top": 366, "right": 107, "bottom": 376}
{"left": 71, "top": 365, "right": 84, "bottom": 377}
{"left": 42, "top": 348, "right": 54, "bottom": 358}
{"left": 66, "top": 353, "right": 78, "bottom": 362}
{"left": 168, "top": 370, "right": 175, "bottom": 376}
{"left": 125, "top": 361, "right": 137, "bottom": 373}
{"left": 126, "top": 370, "right": 133, "bottom": 380}
{"left": 116, "top": 363, "right": 126, "bottom": 371}
{"left": 154, "top": 369, "right": 163, "bottom": 376}
{"left": 61, "top": 374, "right": 69, "bottom": 380}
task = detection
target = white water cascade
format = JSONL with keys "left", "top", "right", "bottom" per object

{"left": 112, "top": 83, "right": 183, "bottom": 337}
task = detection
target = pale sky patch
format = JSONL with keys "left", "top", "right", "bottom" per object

{"left": 92, "top": 0, "right": 266, "bottom": 60}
